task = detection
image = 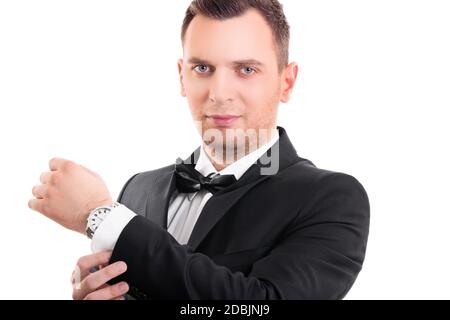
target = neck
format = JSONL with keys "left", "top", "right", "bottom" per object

{"left": 202, "top": 127, "right": 277, "bottom": 171}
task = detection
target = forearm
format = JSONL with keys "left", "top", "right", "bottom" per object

{"left": 109, "top": 216, "right": 281, "bottom": 300}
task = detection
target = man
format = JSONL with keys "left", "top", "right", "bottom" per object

{"left": 29, "top": 0, "right": 370, "bottom": 300}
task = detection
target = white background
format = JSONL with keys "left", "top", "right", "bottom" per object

{"left": 0, "top": 0, "right": 449, "bottom": 299}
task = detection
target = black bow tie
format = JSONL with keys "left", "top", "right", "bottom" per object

{"left": 174, "top": 158, "right": 237, "bottom": 194}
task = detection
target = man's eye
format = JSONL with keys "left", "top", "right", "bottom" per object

{"left": 240, "top": 67, "right": 256, "bottom": 75}
{"left": 194, "top": 65, "right": 210, "bottom": 73}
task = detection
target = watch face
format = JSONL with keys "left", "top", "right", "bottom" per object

{"left": 87, "top": 205, "right": 118, "bottom": 239}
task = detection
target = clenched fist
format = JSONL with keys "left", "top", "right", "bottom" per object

{"left": 28, "top": 158, "right": 113, "bottom": 234}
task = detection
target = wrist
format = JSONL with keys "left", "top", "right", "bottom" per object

{"left": 85, "top": 198, "right": 114, "bottom": 217}
{"left": 85, "top": 201, "right": 120, "bottom": 239}
{"left": 77, "top": 198, "right": 113, "bottom": 235}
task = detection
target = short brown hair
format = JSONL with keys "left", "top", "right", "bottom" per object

{"left": 181, "top": 0, "right": 290, "bottom": 72}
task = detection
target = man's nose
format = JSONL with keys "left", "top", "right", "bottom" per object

{"left": 208, "top": 70, "right": 235, "bottom": 104}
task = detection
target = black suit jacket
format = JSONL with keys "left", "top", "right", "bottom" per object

{"left": 109, "top": 127, "right": 370, "bottom": 299}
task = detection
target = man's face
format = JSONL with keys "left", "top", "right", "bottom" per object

{"left": 178, "top": 9, "right": 297, "bottom": 154}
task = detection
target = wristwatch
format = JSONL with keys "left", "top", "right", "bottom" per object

{"left": 86, "top": 202, "right": 120, "bottom": 239}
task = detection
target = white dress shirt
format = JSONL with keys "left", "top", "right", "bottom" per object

{"left": 91, "top": 130, "right": 279, "bottom": 253}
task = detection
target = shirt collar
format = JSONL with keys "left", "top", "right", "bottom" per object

{"left": 195, "top": 129, "right": 280, "bottom": 181}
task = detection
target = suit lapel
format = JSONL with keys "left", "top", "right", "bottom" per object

{"left": 145, "top": 170, "right": 176, "bottom": 229}
{"left": 187, "top": 165, "right": 273, "bottom": 250}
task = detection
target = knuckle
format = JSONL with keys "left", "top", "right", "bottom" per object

{"left": 84, "top": 293, "right": 94, "bottom": 300}
{"left": 114, "top": 282, "right": 128, "bottom": 296}
{"left": 58, "top": 160, "right": 68, "bottom": 171}
{"left": 72, "top": 290, "right": 81, "bottom": 300}
{"left": 62, "top": 160, "right": 75, "bottom": 171}
{"left": 49, "top": 172, "right": 60, "bottom": 185}
{"left": 110, "top": 285, "right": 121, "bottom": 297}
{"left": 49, "top": 158, "right": 57, "bottom": 167}
{"left": 40, "top": 200, "right": 50, "bottom": 213}
{"left": 82, "top": 276, "right": 95, "bottom": 292}
{"left": 104, "top": 265, "right": 117, "bottom": 278}
{"left": 76, "top": 257, "right": 87, "bottom": 271}
{"left": 99, "top": 250, "right": 112, "bottom": 262}
{"left": 32, "top": 185, "right": 42, "bottom": 197}
{"left": 39, "top": 185, "right": 47, "bottom": 197}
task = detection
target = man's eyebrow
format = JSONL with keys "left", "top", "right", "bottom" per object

{"left": 187, "top": 57, "right": 265, "bottom": 67}
{"left": 231, "top": 59, "right": 265, "bottom": 67}
{"left": 187, "top": 57, "right": 211, "bottom": 65}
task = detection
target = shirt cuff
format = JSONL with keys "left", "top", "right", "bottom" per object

{"left": 91, "top": 204, "right": 136, "bottom": 253}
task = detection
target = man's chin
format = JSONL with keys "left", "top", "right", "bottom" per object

{"left": 202, "top": 132, "right": 257, "bottom": 163}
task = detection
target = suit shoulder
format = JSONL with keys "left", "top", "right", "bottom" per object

{"left": 131, "top": 164, "right": 174, "bottom": 184}
{"left": 117, "top": 164, "right": 173, "bottom": 202}
{"left": 279, "top": 158, "right": 369, "bottom": 202}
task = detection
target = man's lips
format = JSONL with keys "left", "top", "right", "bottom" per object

{"left": 206, "top": 115, "right": 241, "bottom": 126}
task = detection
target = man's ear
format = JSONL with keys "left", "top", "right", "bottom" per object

{"left": 177, "top": 58, "right": 186, "bottom": 97}
{"left": 280, "top": 62, "right": 299, "bottom": 103}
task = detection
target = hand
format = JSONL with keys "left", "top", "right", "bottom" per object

{"left": 72, "top": 251, "right": 129, "bottom": 300}
{"left": 28, "top": 158, "right": 113, "bottom": 234}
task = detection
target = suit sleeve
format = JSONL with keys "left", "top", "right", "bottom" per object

{"left": 109, "top": 173, "right": 370, "bottom": 299}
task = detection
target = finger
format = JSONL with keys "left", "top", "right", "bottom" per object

{"left": 40, "top": 171, "right": 52, "bottom": 184}
{"left": 76, "top": 251, "right": 113, "bottom": 280}
{"left": 32, "top": 184, "right": 48, "bottom": 199}
{"left": 77, "top": 262, "right": 127, "bottom": 300}
{"left": 71, "top": 267, "right": 109, "bottom": 291}
{"left": 49, "top": 157, "right": 67, "bottom": 171}
{"left": 28, "top": 198, "right": 44, "bottom": 212}
{"left": 83, "top": 282, "right": 129, "bottom": 300}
